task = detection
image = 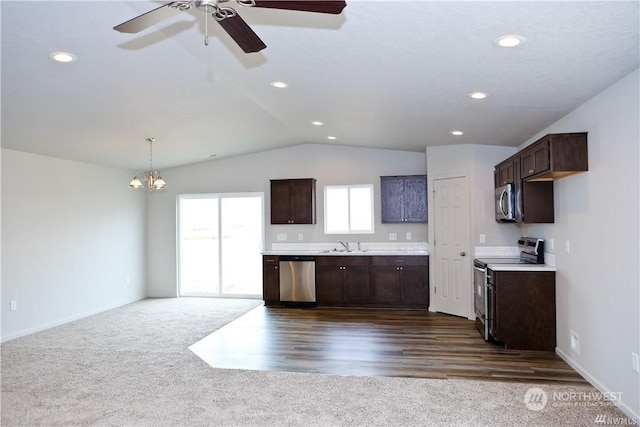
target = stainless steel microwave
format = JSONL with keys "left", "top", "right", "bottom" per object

{"left": 495, "top": 183, "right": 515, "bottom": 222}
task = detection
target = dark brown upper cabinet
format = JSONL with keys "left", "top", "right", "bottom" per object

{"left": 520, "top": 132, "right": 588, "bottom": 181}
{"left": 380, "top": 175, "right": 428, "bottom": 223}
{"left": 270, "top": 178, "right": 316, "bottom": 224}
{"left": 495, "top": 159, "right": 515, "bottom": 187}
{"left": 494, "top": 132, "right": 587, "bottom": 224}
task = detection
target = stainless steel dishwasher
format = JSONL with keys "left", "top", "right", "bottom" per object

{"left": 279, "top": 255, "right": 316, "bottom": 307}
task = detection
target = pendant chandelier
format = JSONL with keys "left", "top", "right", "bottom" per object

{"left": 128, "top": 137, "right": 167, "bottom": 191}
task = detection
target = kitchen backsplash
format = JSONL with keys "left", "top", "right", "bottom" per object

{"left": 474, "top": 246, "right": 556, "bottom": 267}
{"left": 473, "top": 246, "right": 520, "bottom": 258}
{"left": 271, "top": 241, "right": 429, "bottom": 253}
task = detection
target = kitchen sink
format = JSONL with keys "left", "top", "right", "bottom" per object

{"left": 317, "top": 249, "right": 371, "bottom": 254}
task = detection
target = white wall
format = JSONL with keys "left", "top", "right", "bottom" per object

{"left": 146, "top": 143, "right": 427, "bottom": 297}
{"left": 426, "top": 144, "right": 522, "bottom": 252}
{"left": 523, "top": 69, "right": 640, "bottom": 418}
{"left": 1, "top": 150, "right": 147, "bottom": 342}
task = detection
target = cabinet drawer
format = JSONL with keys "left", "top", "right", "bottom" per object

{"left": 371, "top": 256, "right": 428, "bottom": 266}
{"left": 316, "top": 256, "right": 370, "bottom": 267}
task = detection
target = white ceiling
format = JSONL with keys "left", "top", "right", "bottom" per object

{"left": 2, "top": 1, "right": 638, "bottom": 171}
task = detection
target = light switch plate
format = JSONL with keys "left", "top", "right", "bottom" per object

{"left": 570, "top": 330, "right": 580, "bottom": 354}
{"left": 277, "top": 233, "right": 287, "bottom": 241}
{"left": 389, "top": 233, "right": 397, "bottom": 241}
{"left": 479, "top": 234, "right": 486, "bottom": 243}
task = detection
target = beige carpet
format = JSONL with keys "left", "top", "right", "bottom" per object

{"left": 0, "top": 298, "right": 630, "bottom": 426}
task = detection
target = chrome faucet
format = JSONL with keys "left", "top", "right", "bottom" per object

{"left": 338, "top": 241, "right": 350, "bottom": 251}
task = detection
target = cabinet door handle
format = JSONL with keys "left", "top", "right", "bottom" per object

{"left": 460, "top": 251, "right": 466, "bottom": 257}
{"left": 528, "top": 169, "right": 534, "bottom": 174}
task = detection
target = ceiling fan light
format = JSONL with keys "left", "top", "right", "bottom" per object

{"left": 129, "top": 176, "right": 144, "bottom": 189}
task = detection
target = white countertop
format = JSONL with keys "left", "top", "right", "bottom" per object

{"left": 487, "top": 263, "right": 556, "bottom": 272}
{"left": 262, "top": 250, "right": 429, "bottom": 257}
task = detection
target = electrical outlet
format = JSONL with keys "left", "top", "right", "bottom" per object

{"left": 10, "top": 300, "right": 17, "bottom": 311}
{"left": 565, "top": 240, "right": 571, "bottom": 254}
{"left": 632, "top": 352, "right": 639, "bottom": 373}
{"left": 406, "top": 232, "right": 412, "bottom": 240}
{"left": 549, "top": 238, "right": 555, "bottom": 251}
{"left": 298, "top": 233, "right": 304, "bottom": 241}
{"left": 479, "top": 234, "right": 486, "bottom": 243}
{"left": 570, "top": 330, "right": 580, "bottom": 355}
{"left": 389, "top": 233, "right": 397, "bottom": 241}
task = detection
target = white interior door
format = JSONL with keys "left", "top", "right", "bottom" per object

{"left": 433, "top": 176, "right": 471, "bottom": 318}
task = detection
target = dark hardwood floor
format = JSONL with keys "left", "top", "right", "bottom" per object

{"left": 189, "top": 306, "right": 586, "bottom": 385}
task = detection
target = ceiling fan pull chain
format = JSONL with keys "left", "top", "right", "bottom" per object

{"left": 204, "top": 6, "right": 209, "bottom": 46}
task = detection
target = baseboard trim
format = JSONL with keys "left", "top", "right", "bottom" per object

{"left": 1, "top": 297, "right": 145, "bottom": 344}
{"left": 556, "top": 347, "right": 639, "bottom": 420}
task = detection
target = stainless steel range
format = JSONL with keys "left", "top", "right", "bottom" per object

{"left": 473, "top": 237, "right": 545, "bottom": 340}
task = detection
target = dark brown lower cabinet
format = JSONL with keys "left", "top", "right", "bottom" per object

{"left": 316, "top": 256, "right": 370, "bottom": 305}
{"left": 262, "top": 256, "right": 280, "bottom": 305}
{"left": 370, "top": 256, "right": 429, "bottom": 307}
{"left": 489, "top": 268, "right": 556, "bottom": 351}
{"left": 265, "top": 255, "right": 429, "bottom": 308}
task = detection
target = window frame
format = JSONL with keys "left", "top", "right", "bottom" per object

{"left": 323, "top": 184, "right": 375, "bottom": 235}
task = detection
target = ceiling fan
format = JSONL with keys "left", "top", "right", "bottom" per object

{"left": 114, "top": 0, "right": 347, "bottom": 53}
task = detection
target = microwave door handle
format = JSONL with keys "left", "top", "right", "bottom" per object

{"left": 499, "top": 188, "right": 508, "bottom": 218}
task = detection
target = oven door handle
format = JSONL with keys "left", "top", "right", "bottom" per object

{"left": 474, "top": 266, "right": 486, "bottom": 274}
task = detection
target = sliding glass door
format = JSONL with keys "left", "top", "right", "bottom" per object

{"left": 178, "top": 193, "right": 264, "bottom": 297}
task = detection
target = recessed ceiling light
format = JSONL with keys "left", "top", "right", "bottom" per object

{"left": 327, "top": 136, "right": 337, "bottom": 140}
{"left": 270, "top": 81, "right": 288, "bottom": 88}
{"left": 468, "top": 91, "right": 489, "bottom": 100}
{"left": 451, "top": 130, "right": 464, "bottom": 136}
{"left": 312, "top": 121, "right": 324, "bottom": 126}
{"left": 494, "top": 35, "right": 526, "bottom": 48}
{"left": 50, "top": 51, "right": 77, "bottom": 63}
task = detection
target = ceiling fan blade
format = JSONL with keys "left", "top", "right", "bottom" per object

{"left": 114, "top": 2, "right": 185, "bottom": 34}
{"left": 251, "top": 1, "right": 346, "bottom": 14}
{"left": 217, "top": 13, "right": 267, "bottom": 53}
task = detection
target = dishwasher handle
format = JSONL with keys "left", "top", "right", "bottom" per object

{"left": 279, "top": 255, "right": 316, "bottom": 262}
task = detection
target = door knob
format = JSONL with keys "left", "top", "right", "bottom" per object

{"left": 459, "top": 251, "right": 466, "bottom": 256}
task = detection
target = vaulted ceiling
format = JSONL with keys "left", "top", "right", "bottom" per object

{"left": 2, "top": 1, "right": 638, "bottom": 170}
